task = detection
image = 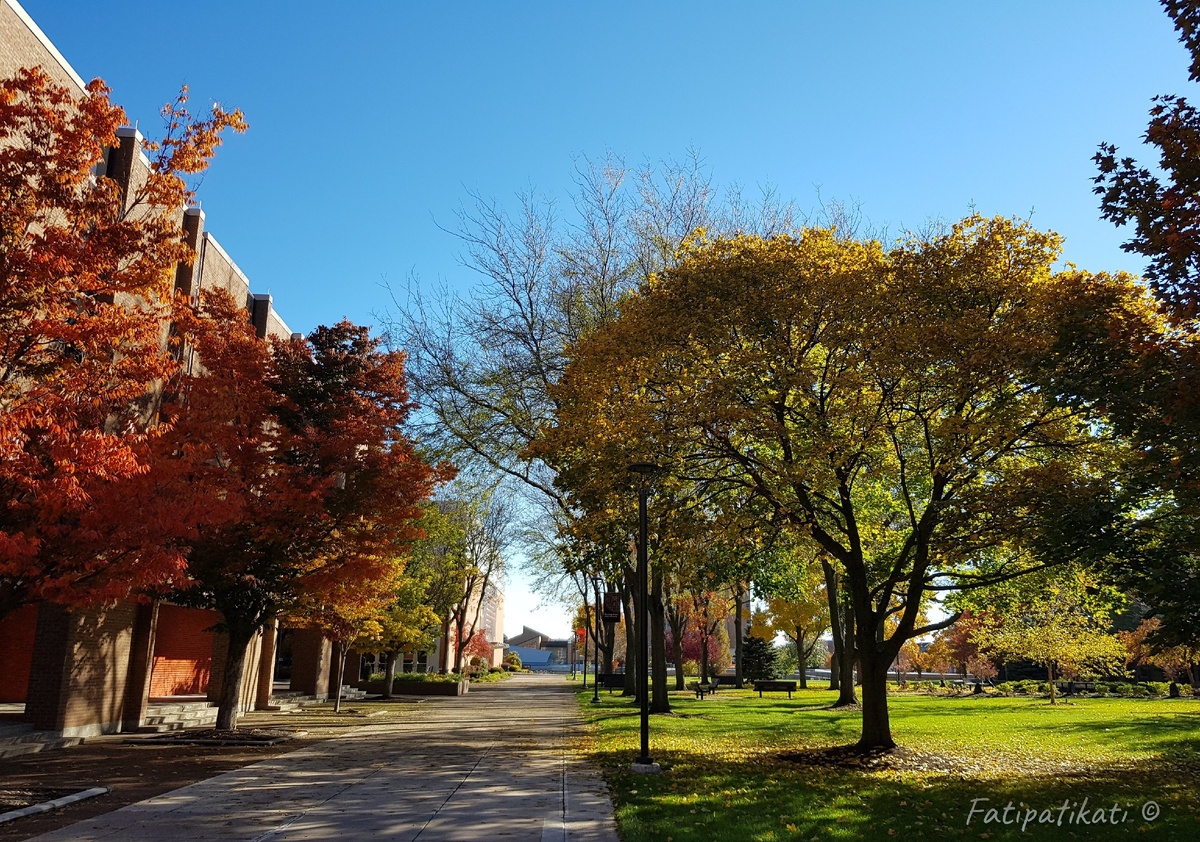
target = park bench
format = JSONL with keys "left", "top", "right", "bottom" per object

{"left": 688, "top": 677, "right": 720, "bottom": 699}
{"left": 596, "top": 673, "right": 627, "bottom": 693}
{"left": 752, "top": 680, "right": 798, "bottom": 698}
{"left": 1057, "top": 680, "right": 1096, "bottom": 695}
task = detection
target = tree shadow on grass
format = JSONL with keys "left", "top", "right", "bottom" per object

{"left": 587, "top": 746, "right": 1199, "bottom": 842}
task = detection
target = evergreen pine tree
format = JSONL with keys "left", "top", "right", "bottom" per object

{"left": 741, "top": 635, "right": 779, "bottom": 681}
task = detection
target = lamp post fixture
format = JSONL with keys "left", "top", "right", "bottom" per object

{"left": 627, "top": 461, "right": 660, "bottom": 773}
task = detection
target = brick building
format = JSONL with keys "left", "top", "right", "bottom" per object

{"left": 0, "top": 0, "right": 343, "bottom": 738}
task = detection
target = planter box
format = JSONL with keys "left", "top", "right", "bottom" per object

{"left": 359, "top": 679, "right": 468, "bottom": 696}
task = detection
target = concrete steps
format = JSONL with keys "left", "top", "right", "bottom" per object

{"left": 338, "top": 685, "right": 369, "bottom": 702}
{"left": 136, "top": 700, "right": 219, "bottom": 733}
{"left": 263, "top": 686, "right": 368, "bottom": 712}
{"left": 0, "top": 722, "right": 81, "bottom": 759}
{"left": 0, "top": 686, "right": 374, "bottom": 753}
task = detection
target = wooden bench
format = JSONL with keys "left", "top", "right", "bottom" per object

{"left": 752, "top": 680, "right": 798, "bottom": 698}
{"left": 1057, "top": 680, "right": 1096, "bottom": 695}
{"left": 688, "top": 678, "right": 719, "bottom": 699}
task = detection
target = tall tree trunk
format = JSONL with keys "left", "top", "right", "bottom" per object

{"left": 331, "top": 639, "right": 346, "bottom": 713}
{"left": 850, "top": 575, "right": 901, "bottom": 751}
{"left": 836, "top": 595, "right": 858, "bottom": 706}
{"left": 796, "top": 628, "right": 808, "bottom": 689}
{"left": 733, "top": 583, "right": 745, "bottom": 688}
{"left": 856, "top": 648, "right": 895, "bottom": 751}
{"left": 215, "top": 623, "right": 256, "bottom": 731}
{"left": 601, "top": 620, "right": 615, "bottom": 674}
{"left": 383, "top": 650, "right": 398, "bottom": 699}
{"left": 822, "top": 559, "right": 843, "bottom": 693}
{"left": 453, "top": 614, "right": 468, "bottom": 674}
{"left": 649, "top": 569, "right": 671, "bottom": 713}
{"left": 620, "top": 574, "right": 637, "bottom": 697}
{"left": 664, "top": 580, "right": 687, "bottom": 690}
{"left": 438, "top": 618, "right": 451, "bottom": 674}
{"left": 591, "top": 580, "right": 612, "bottom": 677}
{"left": 671, "top": 624, "right": 686, "bottom": 690}
{"left": 1047, "top": 662, "right": 1057, "bottom": 705}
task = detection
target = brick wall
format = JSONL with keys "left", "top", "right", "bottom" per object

{"left": 24, "top": 603, "right": 72, "bottom": 731}
{"left": 26, "top": 602, "right": 144, "bottom": 737}
{"left": 289, "top": 628, "right": 332, "bottom": 698}
{"left": 148, "top": 604, "right": 217, "bottom": 697}
{"left": 60, "top": 602, "right": 138, "bottom": 735}
{"left": 0, "top": 0, "right": 86, "bottom": 94}
{"left": 207, "top": 625, "right": 264, "bottom": 712}
{"left": 0, "top": 0, "right": 302, "bottom": 734}
{"left": 0, "top": 603, "right": 37, "bottom": 702}
{"left": 197, "top": 232, "right": 253, "bottom": 308}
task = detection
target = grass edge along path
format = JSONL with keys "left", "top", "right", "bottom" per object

{"left": 571, "top": 684, "right": 1200, "bottom": 841}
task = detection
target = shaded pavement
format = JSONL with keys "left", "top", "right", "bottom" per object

{"left": 27, "top": 674, "right": 619, "bottom": 842}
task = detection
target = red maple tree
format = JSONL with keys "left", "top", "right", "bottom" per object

{"left": 0, "top": 67, "right": 244, "bottom": 617}
{"left": 154, "top": 293, "right": 449, "bottom": 729}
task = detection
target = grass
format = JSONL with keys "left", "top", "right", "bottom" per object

{"left": 573, "top": 684, "right": 1200, "bottom": 841}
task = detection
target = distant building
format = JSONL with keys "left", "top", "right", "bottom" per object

{"left": 505, "top": 626, "right": 570, "bottom": 666}
{"left": 425, "top": 582, "right": 507, "bottom": 673}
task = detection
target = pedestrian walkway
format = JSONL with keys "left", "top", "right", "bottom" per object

{"left": 27, "top": 674, "right": 619, "bottom": 842}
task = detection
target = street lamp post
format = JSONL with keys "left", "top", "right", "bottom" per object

{"left": 627, "top": 462, "right": 660, "bottom": 773}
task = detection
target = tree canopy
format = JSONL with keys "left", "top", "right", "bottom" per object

{"left": 0, "top": 67, "right": 244, "bottom": 616}
{"left": 544, "top": 215, "right": 1155, "bottom": 749}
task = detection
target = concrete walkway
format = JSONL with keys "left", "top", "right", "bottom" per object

{"left": 28, "top": 674, "right": 619, "bottom": 842}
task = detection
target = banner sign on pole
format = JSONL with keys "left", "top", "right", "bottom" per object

{"left": 602, "top": 592, "right": 621, "bottom": 622}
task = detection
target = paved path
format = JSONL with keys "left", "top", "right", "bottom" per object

{"left": 28, "top": 674, "right": 619, "bottom": 842}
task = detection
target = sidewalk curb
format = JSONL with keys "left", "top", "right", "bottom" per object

{"left": 0, "top": 786, "right": 111, "bottom": 824}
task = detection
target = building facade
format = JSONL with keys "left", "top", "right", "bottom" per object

{"left": 0, "top": 0, "right": 340, "bottom": 738}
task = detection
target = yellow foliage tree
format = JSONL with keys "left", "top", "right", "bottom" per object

{"left": 970, "top": 567, "right": 1126, "bottom": 704}
{"left": 548, "top": 215, "right": 1157, "bottom": 749}
{"left": 754, "top": 563, "right": 829, "bottom": 689}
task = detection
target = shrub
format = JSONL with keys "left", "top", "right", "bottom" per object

{"left": 1145, "top": 681, "right": 1171, "bottom": 696}
{"left": 392, "top": 672, "right": 464, "bottom": 683}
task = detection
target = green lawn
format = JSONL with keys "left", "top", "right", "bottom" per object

{"left": 574, "top": 685, "right": 1200, "bottom": 841}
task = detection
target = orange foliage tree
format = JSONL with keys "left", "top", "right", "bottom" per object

{"left": 154, "top": 293, "right": 447, "bottom": 729}
{"left": 0, "top": 67, "right": 244, "bottom": 617}
{"left": 1120, "top": 618, "right": 1200, "bottom": 687}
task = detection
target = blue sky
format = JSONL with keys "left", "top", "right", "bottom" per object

{"left": 17, "top": 0, "right": 1193, "bottom": 637}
